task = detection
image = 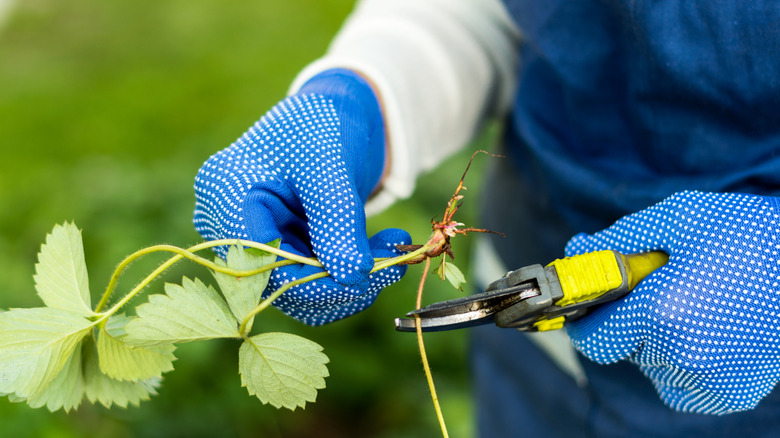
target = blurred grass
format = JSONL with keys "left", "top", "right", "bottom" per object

{"left": 0, "top": 1, "right": 497, "bottom": 437}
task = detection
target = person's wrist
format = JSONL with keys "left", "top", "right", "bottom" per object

{"left": 297, "top": 68, "right": 386, "bottom": 201}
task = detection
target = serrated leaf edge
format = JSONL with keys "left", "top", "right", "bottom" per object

{"left": 238, "top": 333, "right": 329, "bottom": 410}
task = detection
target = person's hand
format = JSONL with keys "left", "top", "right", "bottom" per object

{"left": 565, "top": 191, "right": 780, "bottom": 415}
{"left": 193, "top": 69, "right": 411, "bottom": 325}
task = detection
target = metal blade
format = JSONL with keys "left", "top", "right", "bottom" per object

{"left": 394, "top": 314, "right": 494, "bottom": 332}
{"left": 394, "top": 283, "right": 540, "bottom": 332}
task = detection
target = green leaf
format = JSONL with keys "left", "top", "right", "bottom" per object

{"left": 25, "top": 345, "right": 84, "bottom": 412}
{"left": 33, "top": 222, "right": 94, "bottom": 316}
{"left": 434, "top": 259, "right": 446, "bottom": 281}
{"left": 239, "top": 332, "right": 329, "bottom": 410}
{"left": 123, "top": 277, "right": 239, "bottom": 346}
{"left": 213, "top": 243, "right": 277, "bottom": 333}
{"left": 0, "top": 308, "right": 93, "bottom": 399}
{"left": 434, "top": 258, "right": 466, "bottom": 291}
{"left": 97, "top": 315, "right": 175, "bottom": 381}
{"left": 82, "top": 338, "right": 159, "bottom": 409}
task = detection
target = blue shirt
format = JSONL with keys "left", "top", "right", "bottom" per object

{"left": 475, "top": 1, "right": 780, "bottom": 436}
{"left": 507, "top": 0, "right": 780, "bottom": 230}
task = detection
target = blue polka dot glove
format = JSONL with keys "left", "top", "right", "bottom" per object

{"left": 565, "top": 191, "right": 780, "bottom": 415}
{"left": 193, "top": 69, "right": 411, "bottom": 325}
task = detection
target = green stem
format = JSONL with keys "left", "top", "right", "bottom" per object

{"left": 415, "top": 258, "right": 449, "bottom": 438}
{"left": 94, "top": 239, "right": 321, "bottom": 314}
{"left": 94, "top": 236, "right": 432, "bottom": 327}
{"left": 101, "top": 255, "right": 176, "bottom": 317}
{"left": 236, "top": 243, "right": 434, "bottom": 336}
{"left": 211, "top": 239, "right": 323, "bottom": 267}
{"left": 371, "top": 244, "right": 431, "bottom": 272}
{"left": 239, "top": 271, "right": 329, "bottom": 337}
{"left": 96, "top": 244, "right": 205, "bottom": 313}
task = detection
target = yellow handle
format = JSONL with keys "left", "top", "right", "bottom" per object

{"left": 621, "top": 251, "right": 670, "bottom": 290}
{"left": 548, "top": 250, "right": 669, "bottom": 307}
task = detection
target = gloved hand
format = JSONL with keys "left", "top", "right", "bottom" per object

{"left": 194, "top": 69, "right": 411, "bottom": 325}
{"left": 565, "top": 191, "right": 780, "bottom": 415}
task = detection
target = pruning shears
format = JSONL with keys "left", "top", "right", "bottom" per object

{"left": 394, "top": 250, "right": 669, "bottom": 333}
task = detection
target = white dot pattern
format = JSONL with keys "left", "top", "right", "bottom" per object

{"left": 193, "top": 93, "right": 410, "bottom": 325}
{"left": 266, "top": 230, "right": 408, "bottom": 326}
{"left": 565, "top": 191, "right": 780, "bottom": 415}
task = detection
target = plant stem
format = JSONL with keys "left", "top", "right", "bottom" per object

{"left": 95, "top": 244, "right": 214, "bottom": 313}
{"left": 208, "top": 239, "right": 324, "bottom": 267}
{"left": 94, "top": 237, "right": 430, "bottom": 325}
{"left": 372, "top": 244, "right": 431, "bottom": 272}
{"left": 235, "top": 245, "right": 432, "bottom": 336}
{"left": 415, "top": 258, "right": 449, "bottom": 438}
{"left": 238, "top": 271, "right": 329, "bottom": 337}
{"left": 94, "top": 239, "right": 320, "bottom": 313}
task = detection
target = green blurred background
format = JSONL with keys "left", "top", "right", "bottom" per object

{"left": 0, "top": 1, "right": 498, "bottom": 436}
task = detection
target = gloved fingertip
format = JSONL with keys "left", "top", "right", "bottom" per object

{"left": 326, "top": 262, "right": 371, "bottom": 291}
{"left": 368, "top": 260, "right": 407, "bottom": 288}
{"left": 360, "top": 228, "right": 411, "bottom": 283}
{"left": 309, "top": 228, "right": 374, "bottom": 288}
{"left": 368, "top": 228, "right": 412, "bottom": 255}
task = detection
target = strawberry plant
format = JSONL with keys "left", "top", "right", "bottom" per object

{"left": 0, "top": 151, "right": 497, "bottom": 438}
{"left": 0, "top": 223, "right": 334, "bottom": 411}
